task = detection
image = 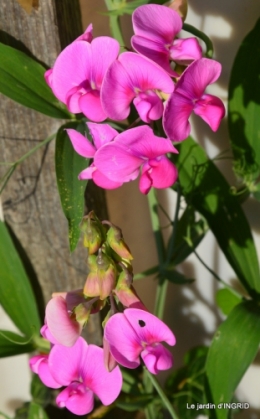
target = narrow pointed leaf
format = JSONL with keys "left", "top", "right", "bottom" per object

{"left": 0, "top": 221, "right": 41, "bottom": 336}
{"left": 215, "top": 289, "right": 242, "bottom": 316}
{"left": 55, "top": 122, "right": 88, "bottom": 251}
{"left": 0, "top": 330, "right": 35, "bottom": 357}
{"left": 228, "top": 19, "right": 260, "bottom": 191}
{"left": 0, "top": 43, "right": 71, "bottom": 119}
{"left": 206, "top": 301, "right": 260, "bottom": 419}
{"left": 174, "top": 137, "right": 260, "bottom": 296}
{"left": 28, "top": 402, "right": 50, "bottom": 419}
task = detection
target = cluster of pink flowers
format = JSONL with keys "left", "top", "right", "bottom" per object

{"left": 30, "top": 213, "right": 176, "bottom": 415}
{"left": 45, "top": 4, "right": 225, "bottom": 194}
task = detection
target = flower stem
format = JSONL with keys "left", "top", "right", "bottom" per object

{"left": 145, "top": 369, "right": 179, "bottom": 419}
{"left": 182, "top": 23, "right": 214, "bottom": 58}
{"left": 104, "top": 0, "right": 125, "bottom": 51}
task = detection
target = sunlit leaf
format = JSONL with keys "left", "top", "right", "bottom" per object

{"left": 0, "top": 221, "right": 41, "bottom": 336}
{"left": 28, "top": 402, "right": 49, "bottom": 419}
{"left": 206, "top": 301, "right": 260, "bottom": 419}
{"left": 0, "top": 330, "right": 34, "bottom": 357}
{"left": 0, "top": 43, "right": 71, "bottom": 119}
{"left": 55, "top": 122, "right": 88, "bottom": 252}
{"left": 215, "top": 288, "right": 242, "bottom": 316}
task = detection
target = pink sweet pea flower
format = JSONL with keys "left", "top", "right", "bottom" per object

{"left": 163, "top": 58, "right": 226, "bottom": 141}
{"left": 47, "top": 36, "right": 119, "bottom": 121}
{"left": 29, "top": 354, "right": 61, "bottom": 389}
{"left": 101, "top": 52, "right": 174, "bottom": 122}
{"left": 131, "top": 4, "right": 202, "bottom": 77}
{"left": 104, "top": 308, "right": 176, "bottom": 374}
{"left": 94, "top": 125, "right": 178, "bottom": 194}
{"left": 67, "top": 123, "right": 123, "bottom": 189}
{"left": 44, "top": 24, "right": 93, "bottom": 89}
{"left": 47, "top": 338, "right": 122, "bottom": 416}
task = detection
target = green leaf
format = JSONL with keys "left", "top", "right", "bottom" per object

{"left": 166, "top": 346, "right": 208, "bottom": 419}
{"left": 30, "top": 374, "right": 52, "bottom": 407}
{"left": 0, "top": 330, "right": 35, "bottom": 357}
{"left": 206, "top": 301, "right": 260, "bottom": 419}
{"left": 169, "top": 206, "right": 208, "bottom": 266}
{"left": 228, "top": 19, "right": 260, "bottom": 189}
{"left": 55, "top": 122, "right": 88, "bottom": 251}
{"left": 215, "top": 289, "right": 242, "bottom": 316}
{"left": 117, "top": 394, "right": 155, "bottom": 412}
{"left": 0, "top": 42, "right": 71, "bottom": 119}
{"left": 28, "top": 402, "right": 49, "bottom": 419}
{"left": 174, "top": 137, "right": 260, "bottom": 296}
{"left": 0, "top": 221, "right": 41, "bottom": 336}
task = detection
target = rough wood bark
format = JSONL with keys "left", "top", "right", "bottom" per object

{"left": 0, "top": 0, "right": 106, "bottom": 345}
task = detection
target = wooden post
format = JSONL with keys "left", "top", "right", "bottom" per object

{"left": 0, "top": 0, "right": 106, "bottom": 344}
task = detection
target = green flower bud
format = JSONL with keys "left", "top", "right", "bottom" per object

{"left": 106, "top": 225, "right": 133, "bottom": 260}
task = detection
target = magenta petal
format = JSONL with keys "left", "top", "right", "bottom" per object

{"left": 132, "top": 4, "right": 182, "bottom": 44}
{"left": 139, "top": 168, "right": 152, "bottom": 195}
{"left": 147, "top": 157, "right": 178, "bottom": 189}
{"left": 76, "top": 23, "right": 93, "bottom": 42}
{"left": 44, "top": 69, "right": 53, "bottom": 88}
{"left": 104, "top": 312, "right": 142, "bottom": 364}
{"left": 194, "top": 94, "right": 226, "bottom": 131}
{"left": 81, "top": 345, "right": 122, "bottom": 405}
{"left": 38, "top": 357, "right": 62, "bottom": 389}
{"left": 176, "top": 58, "right": 222, "bottom": 100}
{"left": 101, "top": 59, "right": 135, "bottom": 120}
{"left": 91, "top": 37, "right": 120, "bottom": 88}
{"left": 56, "top": 383, "right": 94, "bottom": 415}
{"left": 133, "top": 92, "right": 164, "bottom": 123}
{"left": 141, "top": 344, "right": 173, "bottom": 374}
{"left": 92, "top": 169, "right": 123, "bottom": 189}
{"left": 51, "top": 41, "right": 92, "bottom": 103}
{"left": 87, "top": 123, "right": 118, "bottom": 149}
{"left": 49, "top": 337, "right": 87, "bottom": 385}
{"left": 131, "top": 36, "right": 178, "bottom": 77}
{"left": 66, "top": 87, "right": 84, "bottom": 113}
{"left": 170, "top": 38, "right": 202, "bottom": 65}
{"left": 95, "top": 144, "right": 142, "bottom": 182}
{"left": 46, "top": 297, "right": 81, "bottom": 347}
{"left": 115, "top": 125, "right": 177, "bottom": 158}
{"left": 66, "top": 129, "right": 96, "bottom": 158}
{"left": 163, "top": 92, "right": 193, "bottom": 141}
{"left": 40, "top": 324, "right": 60, "bottom": 345}
{"left": 78, "top": 165, "right": 95, "bottom": 180}
{"left": 79, "top": 91, "right": 107, "bottom": 122}
{"left": 123, "top": 308, "right": 176, "bottom": 346}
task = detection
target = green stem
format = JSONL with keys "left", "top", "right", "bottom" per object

{"left": 166, "top": 183, "right": 181, "bottom": 264}
{"left": 145, "top": 369, "right": 179, "bottom": 419}
{"left": 104, "top": 0, "right": 125, "bottom": 50}
{"left": 147, "top": 188, "right": 165, "bottom": 265}
{"left": 134, "top": 265, "right": 159, "bottom": 280}
{"left": 33, "top": 336, "right": 51, "bottom": 353}
{"left": 182, "top": 23, "right": 214, "bottom": 58}
{"left": 0, "top": 132, "right": 56, "bottom": 195}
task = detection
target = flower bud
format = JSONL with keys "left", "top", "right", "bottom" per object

{"left": 114, "top": 270, "right": 147, "bottom": 310}
{"left": 81, "top": 212, "right": 103, "bottom": 254}
{"left": 84, "top": 250, "right": 117, "bottom": 300}
{"left": 107, "top": 225, "right": 133, "bottom": 260}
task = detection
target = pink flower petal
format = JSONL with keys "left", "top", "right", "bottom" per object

{"left": 147, "top": 157, "right": 178, "bottom": 189}
{"left": 170, "top": 38, "right": 202, "bottom": 65}
{"left": 79, "top": 90, "right": 107, "bottom": 122}
{"left": 66, "top": 129, "right": 96, "bottom": 158}
{"left": 132, "top": 4, "right": 182, "bottom": 44}
{"left": 44, "top": 69, "right": 53, "bottom": 88}
{"left": 91, "top": 37, "right": 120, "bottom": 89}
{"left": 163, "top": 92, "right": 194, "bottom": 141}
{"left": 30, "top": 355, "right": 61, "bottom": 388}
{"left": 104, "top": 312, "right": 142, "bottom": 365}
{"left": 193, "top": 93, "right": 226, "bottom": 131}
{"left": 114, "top": 125, "right": 177, "bottom": 158}
{"left": 95, "top": 144, "right": 142, "bottom": 182}
{"left": 51, "top": 41, "right": 92, "bottom": 104}
{"left": 66, "top": 87, "right": 84, "bottom": 113}
{"left": 92, "top": 169, "right": 123, "bottom": 189}
{"left": 124, "top": 308, "right": 176, "bottom": 346}
{"left": 101, "top": 53, "right": 173, "bottom": 121}
{"left": 56, "top": 383, "right": 94, "bottom": 415}
{"left": 133, "top": 92, "right": 164, "bottom": 123}
{"left": 176, "top": 58, "right": 222, "bottom": 100}
{"left": 78, "top": 164, "right": 95, "bottom": 180}
{"left": 87, "top": 123, "right": 118, "bottom": 149}
{"left": 131, "top": 36, "right": 178, "bottom": 77}
{"left": 76, "top": 23, "right": 93, "bottom": 42}
{"left": 48, "top": 337, "right": 87, "bottom": 385}
{"left": 141, "top": 344, "right": 173, "bottom": 374}
{"left": 81, "top": 344, "right": 123, "bottom": 405}
{"left": 46, "top": 296, "right": 81, "bottom": 347}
